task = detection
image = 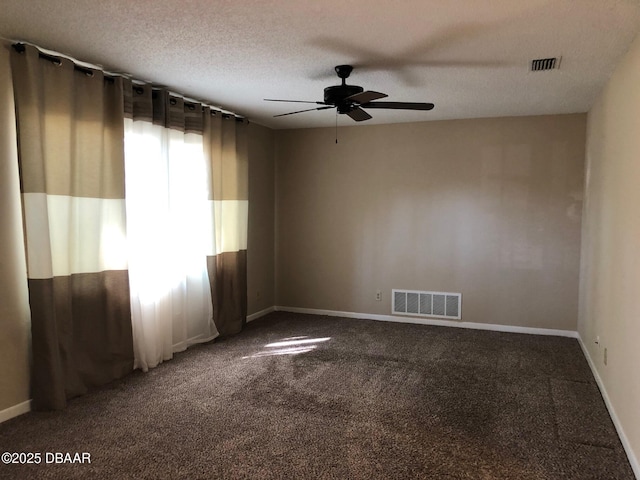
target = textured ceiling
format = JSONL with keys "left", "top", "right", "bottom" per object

{"left": 1, "top": 0, "right": 639, "bottom": 129}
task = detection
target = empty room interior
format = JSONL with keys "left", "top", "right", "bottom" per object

{"left": 1, "top": 1, "right": 640, "bottom": 478}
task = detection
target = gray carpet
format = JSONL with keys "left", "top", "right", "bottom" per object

{"left": 0, "top": 312, "right": 634, "bottom": 479}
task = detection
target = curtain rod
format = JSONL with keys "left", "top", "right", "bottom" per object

{"left": 11, "top": 42, "right": 247, "bottom": 123}
{"left": 12, "top": 43, "right": 106, "bottom": 79}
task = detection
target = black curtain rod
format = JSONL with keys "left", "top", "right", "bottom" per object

{"left": 12, "top": 43, "right": 111, "bottom": 80}
{"left": 11, "top": 43, "right": 247, "bottom": 123}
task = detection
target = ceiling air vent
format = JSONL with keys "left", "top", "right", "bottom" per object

{"left": 531, "top": 57, "right": 559, "bottom": 72}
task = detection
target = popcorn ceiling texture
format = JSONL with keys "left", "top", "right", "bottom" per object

{"left": 0, "top": 0, "right": 639, "bottom": 129}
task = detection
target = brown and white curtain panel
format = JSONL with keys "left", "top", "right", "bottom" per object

{"left": 203, "top": 104, "right": 249, "bottom": 338}
{"left": 10, "top": 44, "right": 248, "bottom": 409}
{"left": 10, "top": 45, "right": 133, "bottom": 410}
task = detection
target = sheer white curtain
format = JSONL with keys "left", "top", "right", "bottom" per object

{"left": 124, "top": 118, "right": 218, "bottom": 372}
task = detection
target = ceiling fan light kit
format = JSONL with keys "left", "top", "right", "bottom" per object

{"left": 265, "top": 65, "right": 434, "bottom": 122}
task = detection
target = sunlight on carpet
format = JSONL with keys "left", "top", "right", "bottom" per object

{"left": 243, "top": 335, "right": 332, "bottom": 359}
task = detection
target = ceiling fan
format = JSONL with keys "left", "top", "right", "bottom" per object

{"left": 265, "top": 65, "right": 434, "bottom": 122}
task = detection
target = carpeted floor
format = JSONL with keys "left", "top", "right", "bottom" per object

{"left": 0, "top": 312, "right": 634, "bottom": 479}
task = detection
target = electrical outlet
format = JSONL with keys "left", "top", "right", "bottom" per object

{"left": 604, "top": 347, "right": 608, "bottom": 366}
{"left": 375, "top": 290, "right": 382, "bottom": 301}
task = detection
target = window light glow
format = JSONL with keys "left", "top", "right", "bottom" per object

{"left": 124, "top": 122, "right": 212, "bottom": 305}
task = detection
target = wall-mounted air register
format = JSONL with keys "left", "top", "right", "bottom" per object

{"left": 392, "top": 289, "right": 462, "bottom": 320}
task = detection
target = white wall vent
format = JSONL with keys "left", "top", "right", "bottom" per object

{"left": 392, "top": 289, "right": 462, "bottom": 320}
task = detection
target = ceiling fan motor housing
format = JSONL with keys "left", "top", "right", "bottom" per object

{"left": 324, "top": 84, "right": 364, "bottom": 106}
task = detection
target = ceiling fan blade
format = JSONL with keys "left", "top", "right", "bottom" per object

{"left": 345, "top": 90, "right": 388, "bottom": 104}
{"left": 346, "top": 107, "right": 372, "bottom": 122}
{"left": 265, "top": 99, "right": 328, "bottom": 105}
{"left": 274, "top": 105, "right": 335, "bottom": 118}
{"left": 362, "top": 101, "right": 435, "bottom": 111}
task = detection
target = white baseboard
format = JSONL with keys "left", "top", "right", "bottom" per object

{"left": 275, "top": 306, "right": 578, "bottom": 338}
{"left": 246, "top": 306, "right": 275, "bottom": 323}
{"left": 578, "top": 335, "right": 639, "bottom": 479}
{"left": 0, "top": 399, "right": 31, "bottom": 424}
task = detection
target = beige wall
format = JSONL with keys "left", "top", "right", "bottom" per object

{"left": 580, "top": 33, "right": 640, "bottom": 472}
{"left": 247, "top": 122, "right": 276, "bottom": 315}
{"left": 276, "top": 114, "right": 586, "bottom": 330}
{"left": 0, "top": 43, "right": 31, "bottom": 411}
